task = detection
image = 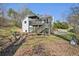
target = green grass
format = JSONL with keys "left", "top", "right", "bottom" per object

{"left": 0, "top": 26, "right": 20, "bottom": 38}
{"left": 54, "top": 32, "right": 76, "bottom": 41}
{"left": 20, "top": 35, "right": 63, "bottom": 49}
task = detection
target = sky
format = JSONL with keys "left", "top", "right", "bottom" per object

{"left": 3, "top": 3, "right": 79, "bottom": 21}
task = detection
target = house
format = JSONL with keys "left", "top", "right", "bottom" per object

{"left": 22, "top": 14, "right": 53, "bottom": 35}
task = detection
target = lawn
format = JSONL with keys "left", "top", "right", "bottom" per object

{"left": 54, "top": 31, "right": 76, "bottom": 41}
{"left": 0, "top": 26, "right": 21, "bottom": 38}
{"left": 0, "top": 26, "right": 79, "bottom": 56}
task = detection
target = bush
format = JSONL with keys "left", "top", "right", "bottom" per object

{"left": 54, "top": 32, "right": 75, "bottom": 41}
{"left": 53, "top": 21, "right": 69, "bottom": 29}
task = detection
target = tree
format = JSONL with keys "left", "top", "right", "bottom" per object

{"left": 0, "top": 4, "right": 7, "bottom": 27}
{"left": 8, "top": 8, "right": 19, "bottom": 20}
{"left": 20, "top": 8, "right": 35, "bottom": 19}
{"left": 8, "top": 8, "right": 22, "bottom": 27}
{"left": 67, "top": 6, "right": 79, "bottom": 33}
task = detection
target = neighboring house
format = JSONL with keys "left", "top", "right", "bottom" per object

{"left": 22, "top": 15, "right": 53, "bottom": 35}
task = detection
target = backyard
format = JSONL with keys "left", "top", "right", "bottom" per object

{"left": 14, "top": 35, "right": 79, "bottom": 56}
{"left": 0, "top": 26, "right": 79, "bottom": 56}
{"left": 0, "top": 3, "right": 79, "bottom": 56}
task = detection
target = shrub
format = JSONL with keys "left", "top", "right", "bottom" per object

{"left": 53, "top": 21, "right": 69, "bottom": 29}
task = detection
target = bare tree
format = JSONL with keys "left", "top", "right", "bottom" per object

{"left": 67, "top": 6, "right": 79, "bottom": 34}
{"left": 0, "top": 4, "right": 6, "bottom": 27}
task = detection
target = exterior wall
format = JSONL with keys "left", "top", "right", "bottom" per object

{"left": 22, "top": 15, "right": 53, "bottom": 35}
{"left": 22, "top": 17, "right": 29, "bottom": 32}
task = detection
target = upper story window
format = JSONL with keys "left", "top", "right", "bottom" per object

{"left": 24, "top": 21, "right": 27, "bottom": 24}
{"left": 28, "top": 16, "right": 39, "bottom": 19}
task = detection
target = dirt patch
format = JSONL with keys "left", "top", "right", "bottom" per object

{"left": 45, "top": 40, "right": 79, "bottom": 56}
{"left": 14, "top": 35, "right": 79, "bottom": 56}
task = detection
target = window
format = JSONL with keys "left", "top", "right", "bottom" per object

{"left": 25, "top": 30, "right": 27, "bottom": 32}
{"left": 46, "top": 19, "right": 48, "bottom": 23}
{"left": 24, "top": 21, "right": 26, "bottom": 24}
{"left": 29, "top": 21, "right": 32, "bottom": 25}
{"left": 28, "top": 16, "right": 39, "bottom": 19}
